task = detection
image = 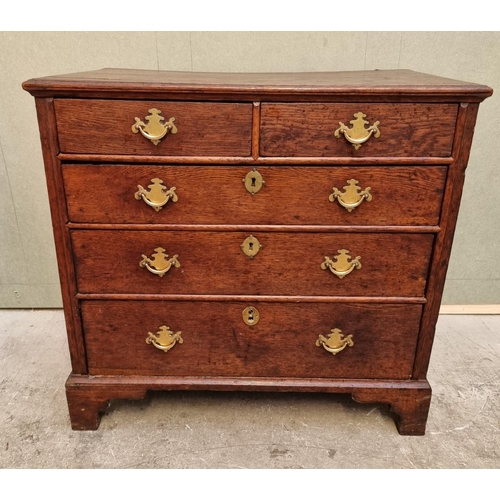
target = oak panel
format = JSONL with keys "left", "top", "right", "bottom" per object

{"left": 55, "top": 99, "right": 253, "bottom": 156}
{"left": 261, "top": 103, "right": 458, "bottom": 157}
{"left": 71, "top": 230, "right": 434, "bottom": 297}
{"left": 63, "top": 165, "right": 447, "bottom": 226}
{"left": 81, "top": 300, "right": 422, "bottom": 379}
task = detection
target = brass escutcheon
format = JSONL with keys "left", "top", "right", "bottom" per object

{"left": 241, "top": 235, "right": 262, "bottom": 259}
{"left": 131, "top": 108, "right": 177, "bottom": 146}
{"left": 146, "top": 325, "right": 183, "bottom": 353}
{"left": 242, "top": 306, "right": 260, "bottom": 326}
{"left": 329, "top": 179, "right": 372, "bottom": 212}
{"left": 243, "top": 168, "right": 265, "bottom": 195}
{"left": 135, "top": 178, "right": 178, "bottom": 211}
{"left": 316, "top": 328, "right": 354, "bottom": 355}
{"left": 139, "top": 247, "right": 180, "bottom": 277}
{"left": 321, "top": 249, "right": 361, "bottom": 279}
{"left": 334, "top": 112, "right": 380, "bottom": 150}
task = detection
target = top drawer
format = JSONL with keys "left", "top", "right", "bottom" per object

{"left": 54, "top": 99, "right": 253, "bottom": 156}
{"left": 260, "top": 103, "right": 458, "bottom": 158}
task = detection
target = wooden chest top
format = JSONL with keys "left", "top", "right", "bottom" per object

{"left": 23, "top": 68, "right": 492, "bottom": 101}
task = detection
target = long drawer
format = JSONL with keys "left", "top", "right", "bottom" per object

{"left": 71, "top": 230, "right": 433, "bottom": 296}
{"left": 81, "top": 300, "right": 423, "bottom": 379}
{"left": 54, "top": 99, "right": 253, "bottom": 156}
{"left": 260, "top": 103, "right": 458, "bottom": 157}
{"left": 63, "top": 165, "right": 447, "bottom": 226}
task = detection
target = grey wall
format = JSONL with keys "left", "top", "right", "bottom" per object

{"left": 1, "top": 32, "right": 499, "bottom": 307}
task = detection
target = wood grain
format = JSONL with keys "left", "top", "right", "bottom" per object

{"left": 71, "top": 230, "right": 434, "bottom": 297}
{"left": 66, "top": 380, "right": 147, "bottom": 431}
{"left": 76, "top": 293, "right": 427, "bottom": 304}
{"left": 65, "top": 373, "right": 431, "bottom": 433}
{"left": 413, "top": 103, "right": 481, "bottom": 379}
{"left": 80, "top": 300, "right": 422, "bottom": 380}
{"left": 261, "top": 103, "right": 458, "bottom": 157}
{"left": 23, "top": 68, "right": 493, "bottom": 102}
{"left": 54, "top": 99, "right": 252, "bottom": 156}
{"left": 34, "top": 98, "right": 87, "bottom": 375}
{"left": 67, "top": 223, "right": 441, "bottom": 234}
{"left": 252, "top": 102, "right": 260, "bottom": 159}
{"left": 62, "top": 165, "right": 447, "bottom": 226}
{"left": 58, "top": 154, "right": 454, "bottom": 165}
{"left": 352, "top": 385, "right": 431, "bottom": 435}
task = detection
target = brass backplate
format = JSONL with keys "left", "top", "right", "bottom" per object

{"left": 242, "top": 306, "right": 260, "bottom": 326}
{"left": 316, "top": 328, "right": 354, "bottom": 355}
{"left": 334, "top": 112, "right": 380, "bottom": 150}
{"left": 241, "top": 235, "right": 262, "bottom": 258}
{"left": 243, "top": 168, "right": 264, "bottom": 194}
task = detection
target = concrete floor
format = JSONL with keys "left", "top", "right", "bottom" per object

{"left": 0, "top": 310, "right": 499, "bottom": 468}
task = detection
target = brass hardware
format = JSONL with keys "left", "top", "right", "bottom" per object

{"left": 241, "top": 235, "right": 262, "bottom": 259}
{"left": 329, "top": 179, "right": 372, "bottom": 212}
{"left": 321, "top": 249, "right": 361, "bottom": 279}
{"left": 131, "top": 108, "right": 177, "bottom": 146}
{"left": 146, "top": 325, "right": 183, "bottom": 353}
{"left": 243, "top": 168, "right": 265, "bottom": 195}
{"left": 135, "top": 178, "right": 178, "bottom": 211}
{"left": 316, "top": 328, "right": 354, "bottom": 355}
{"left": 242, "top": 306, "right": 260, "bottom": 326}
{"left": 334, "top": 112, "right": 380, "bottom": 150}
{"left": 139, "top": 247, "right": 180, "bottom": 277}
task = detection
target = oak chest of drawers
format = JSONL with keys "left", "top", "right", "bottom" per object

{"left": 23, "top": 69, "right": 492, "bottom": 435}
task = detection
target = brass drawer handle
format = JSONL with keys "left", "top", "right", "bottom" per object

{"left": 146, "top": 325, "right": 183, "bottom": 352}
{"left": 131, "top": 108, "right": 177, "bottom": 146}
{"left": 316, "top": 328, "right": 354, "bottom": 355}
{"left": 329, "top": 179, "right": 372, "bottom": 212}
{"left": 135, "top": 178, "right": 178, "bottom": 212}
{"left": 139, "top": 247, "right": 180, "bottom": 277}
{"left": 334, "top": 112, "right": 380, "bottom": 150}
{"left": 321, "top": 249, "right": 361, "bottom": 279}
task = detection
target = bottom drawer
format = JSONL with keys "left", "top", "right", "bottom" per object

{"left": 81, "top": 300, "right": 422, "bottom": 380}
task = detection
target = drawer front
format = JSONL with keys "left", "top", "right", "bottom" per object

{"left": 63, "top": 165, "right": 446, "bottom": 226}
{"left": 81, "top": 300, "right": 422, "bottom": 379}
{"left": 54, "top": 99, "right": 253, "bottom": 156}
{"left": 260, "top": 103, "right": 458, "bottom": 157}
{"left": 72, "top": 230, "right": 433, "bottom": 297}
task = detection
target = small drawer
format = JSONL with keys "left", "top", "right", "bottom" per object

{"left": 71, "top": 230, "right": 433, "bottom": 297}
{"left": 260, "top": 103, "right": 458, "bottom": 157}
{"left": 54, "top": 99, "right": 253, "bottom": 156}
{"left": 81, "top": 300, "right": 422, "bottom": 379}
{"left": 63, "top": 164, "right": 446, "bottom": 226}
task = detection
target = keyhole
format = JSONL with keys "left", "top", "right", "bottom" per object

{"left": 251, "top": 177, "right": 256, "bottom": 187}
{"left": 247, "top": 308, "right": 254, "bottom": 324}
{"left": 248, "top": 242, "right": 254, "bottom": 252}
{"left": 242, "top": 306, "right": 259, "bottom": 326}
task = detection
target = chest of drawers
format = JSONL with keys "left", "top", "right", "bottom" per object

{"left": 23, "top": 69, "right": 492, "bottom": 435}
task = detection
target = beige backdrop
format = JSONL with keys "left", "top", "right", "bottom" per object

{"left": 0, "top": 32, "right": 498, "bottom": 307}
